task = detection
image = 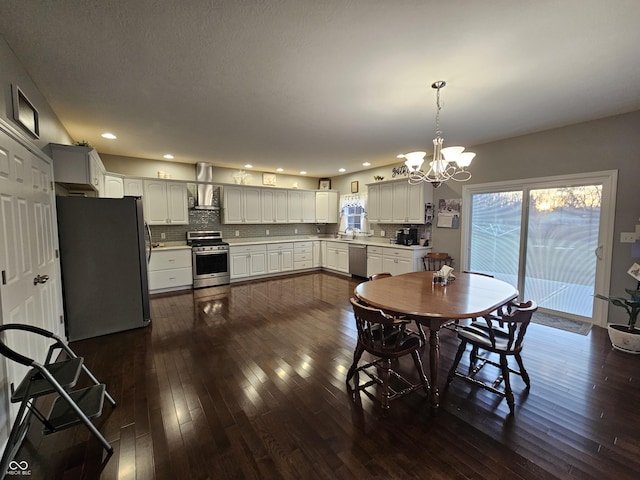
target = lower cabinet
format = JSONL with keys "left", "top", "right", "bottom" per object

{"left": 294, "top": 241, "right": 313, "bottom": 270}
{"left": 382, "top": 247, "right": 413, "bottom": 276}
{"left": 148, "top": 248, "right": 193, "bottom": 293}
{"left": 368, "top": 245, "right": 431, "bottom": 277}
{"left": 367, "top": 246, "right": 384, "bottom": 277}
{"left": 267, "top": 243, "right": 294, "bottom": 273}
{"left": 324, "top": 242, "right": 349, "bottom": 273}
{"left": 230, "top": 245, "right": 267, "bottom": 279}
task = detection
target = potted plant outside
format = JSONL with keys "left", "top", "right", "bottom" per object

{"left": 595, "top": 287, "right": 640, "bottom": 354}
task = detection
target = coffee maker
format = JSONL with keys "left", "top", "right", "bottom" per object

{"left": 396, "top": 227, "right": 418, "bottom": 246}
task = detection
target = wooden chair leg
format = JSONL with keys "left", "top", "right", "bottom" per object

{"left": 447, "top": 340, "right": 467, "bottom": 385}
{"left": 380, "top": 358, "right": 392, "bottom": 411}
{"left": 346, "top": 344, "right": 365, "bottom": 383}
{"left": 411, "top": 350, "right": 430, "bottom": 393}
{"left": 500, "top": 355, "right": 515, "bottom": 414}
{"left": 415, "top": 322, "right": 426, "bottom": 344}
{"left": 514, "top": 352, "right": 530, "bottom": 388}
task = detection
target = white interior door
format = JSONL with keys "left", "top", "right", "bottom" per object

{"left": 0, "top": 124, "right": 64, "bottom": 438}
{"left": 462, "top": 171, "right": 617, "bottom": 325}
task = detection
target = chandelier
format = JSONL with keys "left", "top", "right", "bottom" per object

{"left": 397, "top": 81, "right": 475, "bottom": 188}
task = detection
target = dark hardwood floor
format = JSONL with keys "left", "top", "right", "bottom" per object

{"left": 14, "top": 272, "right": 640, "bottom": 479}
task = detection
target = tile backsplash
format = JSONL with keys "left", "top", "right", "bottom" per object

{"left": 149, "top": 210, "right": 335, "bottom": 243}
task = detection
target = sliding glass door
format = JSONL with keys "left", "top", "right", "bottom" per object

{"left": 463, "top": 171, "right": 617, "bottom": 323}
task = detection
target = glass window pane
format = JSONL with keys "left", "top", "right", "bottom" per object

{"left": 524, "top": 185, "right": 601, "bottom": 317}
{"left": 468, "top": 191, "right": 523, "bottom": 286}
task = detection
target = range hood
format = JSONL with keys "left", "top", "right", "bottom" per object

{"left": 195, "top": 162, "right": 219, "bottom": 210}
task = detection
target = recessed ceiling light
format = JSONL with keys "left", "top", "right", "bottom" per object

{"left": 163, "top": 154, "right": 174, "bottom": 159}
{"left": 101, "top": 133, "right": 116, "bottom": 139}
{"left": 300, "top": 171, "right": 307, "bottom": 175}
{"left": 362, "top": 162, "right": 371, "bottom": 167}
{"left": 244, "top": 164, "right": 253, "bottom": 169}
{"left": 276, "top": 168, "right": 284, "bottom": 172}
{"left": 338, "top": 168, "right": 346, "bottom": 173}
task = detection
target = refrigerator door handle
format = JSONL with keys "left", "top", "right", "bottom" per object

{"left": 145, "top": 222, "right": 152, "bottom": 264}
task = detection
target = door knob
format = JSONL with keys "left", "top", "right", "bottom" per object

{"left": 33, "top": 274, "right": 49, "bottom": 285}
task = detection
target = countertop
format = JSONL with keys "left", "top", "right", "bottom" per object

{"left": 226, "top": 236, "right": 431, "bottom": 250}
{"left": 150, "top": 236, "right": 431, "bottom": 251}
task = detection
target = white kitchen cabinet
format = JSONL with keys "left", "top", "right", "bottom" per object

{"left": 230, "top": 245, "right": 267, "bottom": 279}
{"left": 293, "top": 241, "right": 313, "bottom": 270}
{"left": 392, "top": 181, "right": 432, "bottom": 223}
{"left": 382, "top": 248, "right": 413, "bottom": 276}
{"left": 368, "top": 179, "right": 432, "bottom": 224}
{"left": 366, "top": 246, "right": 384, "bottom": 277}
{"left": 143, "top": 180, "right": 188, "bottom": 225}
{"left": 325, "top": 242, "right": 349, "bottom": 273}
{"left": 148, "top": 247, "right": 193, "bottom": 293}
{"left": 315, "top": 191, "right": 338, "bottom": 223}
{"left": 367, "top": 182, "right": 393, "bottom": 223}
{"left": 312, "top": 241, "right": 321, "bottom": 268}
{"left": 103, "top": 174, "right": 124, "bottom": 198}
{"left": 267, "top": 242, "right": 294, "bottom": 273}
{"left": 302, "top": 191, "right": 316, "bottom": 222}
{"left": 261, "top": 189, "right": 288, "bottom": 223}
{"left": 48, "top": 143, "right": 106, "bottom": 195}
{"left": 380, "top": 246, "right": 430, "bottom": 276}
{"left": 288, "top": 190, "right": 316, "bottom": 223}
{"left": 124, "top": 178, "right": 144, "bottom": 197}
{"left": 224, "top": 186, "right": 261, "bottom": 223}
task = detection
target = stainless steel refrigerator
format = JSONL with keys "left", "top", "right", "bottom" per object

{"left": 56, "top": 196, "right": 151, "bottom": 341}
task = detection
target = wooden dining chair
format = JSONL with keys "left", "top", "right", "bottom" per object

{"left": 446, "top": 300, "right": 538, "bottom": 415}
{"left": 367, "top": 272, "right": 426, "bottom": 343}
{"left": 346, "top": 298, "right": 430, "bottom": 412}
{"left": 422, "top": 252, "right": 453, "bottom": 271}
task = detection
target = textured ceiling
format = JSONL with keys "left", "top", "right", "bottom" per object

{"left": 1, "top": 0, "right": 639, "bottom": 177}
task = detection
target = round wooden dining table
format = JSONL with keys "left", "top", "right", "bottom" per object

{"left": 354, "top": 271, "right": 518, "bottom": 412}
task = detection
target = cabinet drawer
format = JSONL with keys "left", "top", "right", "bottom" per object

{"left": 294, "top": 260, "right": 313, "bottom": 270}
{"left": 267, "top": 242, "right": 294, "bottom": 251}
{"left": 295, "top": 241, "right": 313, "bottom": 250}
{"left": 294, "top": 252, "right": 312, "bottom": 262}
{"left": 149, "top": 249, "right": 191, "bottom": 271}
{"left": 382, "top": 247, "right": 414, "bottom": 260}
{"left": 149, "top": 267, "right": 193, "bottom": 290}
{"left": 230, "top": 245, "right": 267, "bottom": 254}
{"left": 368, "top": 246, "right": 383, "bottom": 255}
{"left": 295, "top": 247, "right": 312, "bottom": 255}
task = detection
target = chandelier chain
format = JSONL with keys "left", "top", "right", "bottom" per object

{"left": 435, "top": 85, "right": 442, "bottom": 138}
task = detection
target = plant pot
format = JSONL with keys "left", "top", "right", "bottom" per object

{"left": 607, "top": 324, "right": 640, "bottom": 354}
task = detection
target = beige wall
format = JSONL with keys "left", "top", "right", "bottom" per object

{"left": 101, "top": 153, "right": 320, "bottom": 190}
{"left": 0, "top": 36, "right": 72, "bottom": 147}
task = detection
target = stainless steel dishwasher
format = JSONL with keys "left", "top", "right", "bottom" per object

{"left": 348, "top": 244, "right": 368, "bottom": 278}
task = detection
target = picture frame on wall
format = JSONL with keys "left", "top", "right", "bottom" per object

{"left": 351, "top": 181, "right": 359, "bottom": 193}
{"left": 262, "top": 173, "right": 277, "bottom": 186}
{"left": 318, "top": 178, "right": 331, "bottom": 190}
{"left": 11, "top": 85, "right": 39, "bottom": 138}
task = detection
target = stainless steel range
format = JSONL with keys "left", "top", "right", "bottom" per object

{"left": 187, "top": 231, "right": 230, "bottom": 288}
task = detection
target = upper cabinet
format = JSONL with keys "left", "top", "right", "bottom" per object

{"left": 261, "top": 188, "right": 288, "bottom": 223}
{"left": 368, "top": 179, "right": 433, "bottom": 224}
{"left": 315, "top": 191, "right": 338, "bottom": 223}
{"left": 367, "top": 182, "right": 393, "bottom": 223}
{"left": 103, "top": 174, "right": 124, "bottom": 198}
{"left": 48, "top": 143, "right": 106, "bottom": 195}
{"left": 143, "top": 180, "right": 188, "bottom": 225}
{"left": 124, "top": 178, "right": 144, "bottom": 197}
{"left": 223, "top": 185, "right": 338, "bottom": 225}
{"left": 223, "top": 186, "right": 262, "bottom": 223}
{"left": 288, "top": 190, "right": 316, "bottom": 223}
